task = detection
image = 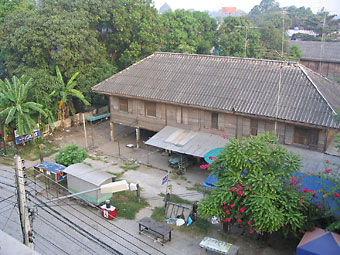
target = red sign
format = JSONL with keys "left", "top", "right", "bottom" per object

{"left": 222, "top": 7, "right": 237, "bottom": 14}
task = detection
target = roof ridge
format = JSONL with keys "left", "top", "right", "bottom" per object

{"left": 92, "top": 53, "right": 156, "bottom": 91}
{"left": 298, "top": 64, "right": 336, "bottom": 114}
{"left": 154, "top": 52, "right": 299, "bottom": 66}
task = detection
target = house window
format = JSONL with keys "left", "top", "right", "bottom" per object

{"left": 145, "top": 102, "right": 156, "bottom": 117}
{"left": 294, "top": 127, "right": 318, "bottom": 146}
{"left": 119, "top": 98, "right": 128, "bottom": 112}
{"left": 250, "top": 119, "right": 258, "bottom": 136}
{"left": 211, "top": 112, "right": 218, "bottom": 129}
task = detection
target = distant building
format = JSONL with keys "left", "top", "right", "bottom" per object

{"left": 159, "top": 3, "right": 171, "bottom": 14}
{"left": 289, "top": 41, "right": 340, "bottom": 80}
{"left": 93, "top": 53, "right": 340, "bottom": 153}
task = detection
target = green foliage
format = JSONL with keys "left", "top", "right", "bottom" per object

{"left": 160, "top": 9, "right": 217, "bottom": 54}
{"left": 110, "top": 190, "right": 148, "bottom": 219}
{"left": 120, "top": 161, "right": 140, "bottom": 171}
{"left": 0, "top": 0, "right": 114, "bottom": 103}
{"left": 55, "top": 144, "right": 88, "bottom": 166}
{"left": 0, "top": 76, "right": 49, "bottom": 136}
{"left": 151, "top": 207, "right": 166, "bottom": 221}
{"left": 216, "top": 16, "right": 265, "bottom": 59}
{"left": 287, "top": 45, "right": 302, "bottom": 61}
{"left": 198, "top": 134, "right": 308, "bottom": 236}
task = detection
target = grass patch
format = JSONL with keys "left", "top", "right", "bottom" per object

{"left": 106, "top": 171, "right": 125, "bottom": 180}
{"left": 110, "top": 191, "right": 148, "bottom": 219}
{"left": 17, "top": 138, "right": 59, "bottom": 161}
{"left": 186, "top": 184, "right": 206, "bottom": 194}
{"left": 159, "top": 193, "right": 193, "bottom": 205}
{"left": 0, "top": 157, "right": 14, "bottom": 166}
{"left": 151, "top": 207, "right": 211, "bottom": 236}
{"left": 120, "top": 161, "right": 140, "bottom": 171}
{"left": 151, "top": 207, "right": 166, "bottom": 221}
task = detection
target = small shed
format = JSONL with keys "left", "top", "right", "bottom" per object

{"left": 63, "top": 163, "right": 116, "bottom": 205}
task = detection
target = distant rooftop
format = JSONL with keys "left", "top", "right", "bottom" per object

{"left": 289, "top": 41, "right": 340, "bottom": 63}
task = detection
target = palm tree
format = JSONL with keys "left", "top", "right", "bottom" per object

{"left": 52, "top": 66, "right": 90, "bottom": 130}
{"left": 0, "top": 76, "right": 48, "bottom": 138}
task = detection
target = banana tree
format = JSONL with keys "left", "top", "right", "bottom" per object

{"left": 52, "top": 66, "right": 90, "bottom": 130}
{"left": 0, "top": 76, "right": 48, "bottom": 140}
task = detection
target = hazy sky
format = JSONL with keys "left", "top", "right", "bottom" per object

{"left": 153, "top": 0, "right": 339, "bottom": 15}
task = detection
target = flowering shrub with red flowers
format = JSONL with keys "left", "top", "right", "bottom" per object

{"left": 198, "top": 134, "right": 310, "bottom": 236}
{"left": 297, "top": 161, "right": 340, "bottom": 233}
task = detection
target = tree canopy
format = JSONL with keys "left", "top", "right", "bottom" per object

{"left": 198, "top": 134, "right": 310, "bottom": 236}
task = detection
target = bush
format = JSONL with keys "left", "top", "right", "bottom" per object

{"left": 55, "top": 144, "right": 88, "bottom": 166}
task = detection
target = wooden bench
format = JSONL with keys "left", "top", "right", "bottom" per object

{"left": 137, "top": 217, "right": 173, "bottom": 245}
{"left": 85, "top": 113, "right": 110, "bottom": 123}
{"left": 200, "top": 237, "right": 240, "bottom": 255}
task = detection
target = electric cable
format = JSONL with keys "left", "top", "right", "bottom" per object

{"left": 34, "top": 231, "right": 71, "bottom": 255}
{"left": 28, "top": 193, "right": 124, "bottom": 255}
{"left": 30, "top": 167, "right": 167, "bottom": 255}
{"left": 2, "top": 203, "right": 18, "bottom": 230}
{"left": 35, "top": 214, "right": 98, "bottom": 255}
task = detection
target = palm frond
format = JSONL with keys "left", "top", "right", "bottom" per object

{"left": 23, "top": 102, "right": 48, "bottom": 117}
{"left": 70, "top": 89, "right": 90, "bottom": 106}
{"left": 66, "top": 72, "right": 79, "bottom": 89}
{"left": 56, "top": 66, "right": 64, "bottom": 84}
{"left": 5, "top": 107, "right": 16, "bottom": 125}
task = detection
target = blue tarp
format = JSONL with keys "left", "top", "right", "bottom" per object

{"left": 292, "top": 173, "right": 339, "bottom": 216}
{"left": 34, "top": 161, "right": 66, "bottom": 182}
{"left": 203, "top": 174, "right": 218, "bottom": 189}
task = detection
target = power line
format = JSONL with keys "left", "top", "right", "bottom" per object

{"left": 28, "top": 193, "right": 124, "bottom": 255}
{"left": 29, "top": 167, "right": 167, "bottom": 255}
{"left": 2, "top": 203, "right": 17, "bottom": 231}
{"left": 34, "top": 231, "right": 71, "bottom": 255}
{"left": 35, "top": 214, "right": 98, "bottom": 255}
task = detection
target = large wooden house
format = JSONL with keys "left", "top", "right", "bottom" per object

{"left": 289, "top": 41, "right": 340, "bottom": 80}
{"left": 92, "top": 53, "right": 340, "bottom": 154}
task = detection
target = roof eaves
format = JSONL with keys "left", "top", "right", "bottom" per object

{"left": 298, "top": 64, "right": 336, "bottom": 115}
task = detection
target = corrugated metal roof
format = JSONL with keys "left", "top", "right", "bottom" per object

{"left": 145, "top": 126, "right": 227, "bottom": 157}
{"left": 289, "top": 41, "right": 340, "bottom": 63}
{"left": 64, "top": 163, "right": 113, "bottom": 187}
{"left": 93, "top": 52, "right": 340, "bottom": 129}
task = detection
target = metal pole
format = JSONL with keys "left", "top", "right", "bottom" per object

{"left": 82, "top": 113, "right": 88, "bottom": 149}
{"left": 14, "top": 155, "right": 34, "bottom": 249}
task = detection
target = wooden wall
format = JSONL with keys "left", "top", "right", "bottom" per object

{"left": 301, "top": 60, "right": 340, "bottom": 80}
{"left": 109, "top": 96, "right": 329, "bottom": 151}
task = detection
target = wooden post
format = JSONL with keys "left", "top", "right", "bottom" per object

{"left": 136, "top": 184, "right": 140, "bottom": 203}
{"left": 39, "top": 144, "right": 44, "bottom": 162}
{"left": 91, "top": 122, "right": 94, "bottom": 149}
{"left": 110, "top": 122, "right": 114, "bottom": 142}
{"left": 136, "top": 127, "right": 140, "bottom": 149}
{"left": 82, "top": 114, "right": 88, "bottom": 149}
{"left": 118, "top": 140, "right": 121, "bottom": 156}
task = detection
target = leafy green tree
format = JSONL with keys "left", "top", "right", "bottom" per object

{"left": 216, "top": 16, "right": 265, "bottom": 58}
{"left": 286, "top": 45, "right": 302, "bottom": 61}
{"left": 52, "top": 66, "right": 90, "bottom": 129}
{"left": 55, "top": 144, "right": 88, "bottom": 166}
{"left": 198, "top": 134, "right": 309, "bottom": 236}
{"left": 0, "top": 0, "right": 113, "bottom": 98}
{"left": 87, "top": 0, "right": 162, "bottom": 68}
{"left": 0, "top": 0, "right": 33, "bottom": 24}
{"left": 0, "top": 76, "right": 48, "bottom": 136}
{"left": 160, "top": 9, "right": 217, "bottom": 54}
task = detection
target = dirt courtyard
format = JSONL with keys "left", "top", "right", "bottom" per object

{"left": 28, "top": 119, "right": 300, "bottom": 255}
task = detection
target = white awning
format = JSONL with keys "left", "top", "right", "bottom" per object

{"left": 145, "top": 126, "right": 227, "bottom": 157}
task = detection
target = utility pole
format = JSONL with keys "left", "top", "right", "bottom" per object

{"left": 15, "top": 155, "right": 34, "bottom": 249}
